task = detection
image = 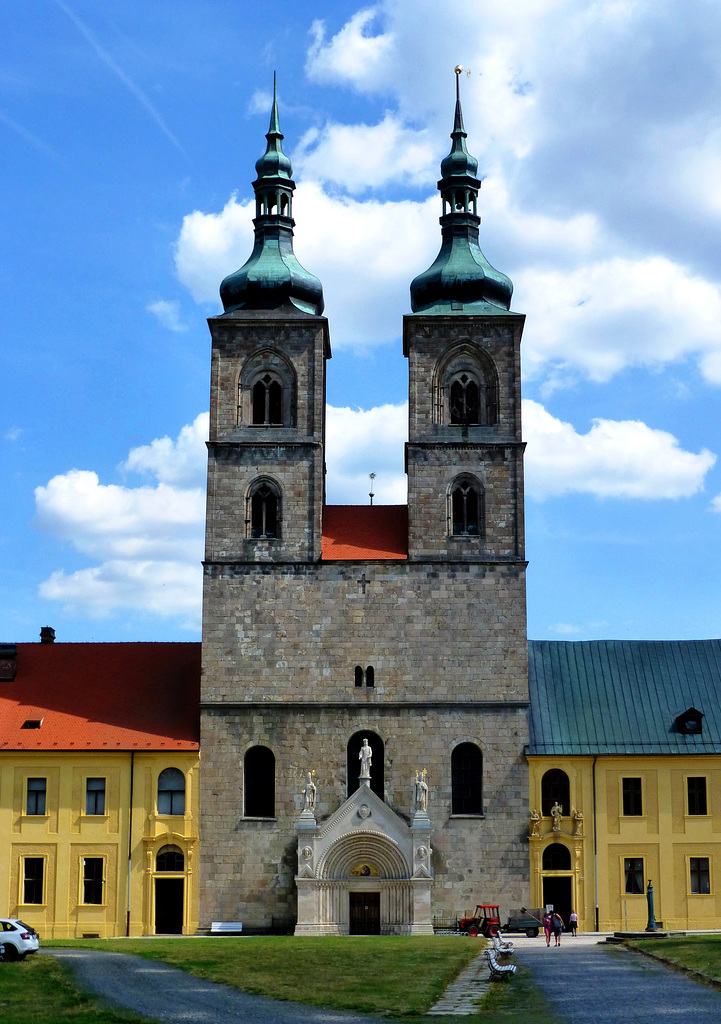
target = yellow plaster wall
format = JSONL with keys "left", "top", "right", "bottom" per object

{"left": 0, "top": 751, "right": 199, "bottom": 938}
{"left": 528, "top": 755, "right": 721, "bottom": 932}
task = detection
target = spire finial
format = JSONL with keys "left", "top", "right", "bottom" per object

{"left": 269, "top": 70, "right": 281, "bottom": 135}
{"left": 408, "top": 67, "right": 513, "bottom": 314}
{"left": 218, "top": 73, "right": 324, "bottom": 315}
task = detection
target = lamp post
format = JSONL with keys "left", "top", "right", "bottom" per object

{"left": 645, "top": 879, "right": 657, "bottom": 932}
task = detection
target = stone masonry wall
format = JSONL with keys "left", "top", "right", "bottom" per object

{"left": 201, "top": 560, "right": 528, "bottom": 704}
{"left": 199, "top": 703, "right": 529, "bottom": 929}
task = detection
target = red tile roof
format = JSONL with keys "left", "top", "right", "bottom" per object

{"left": 0, "top": 643, "right": 200, "bottom": 751}
{"left": 322, "top": 505, "right": 408, "bottom": 560}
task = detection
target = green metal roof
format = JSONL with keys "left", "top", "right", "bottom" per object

{"left": 528, "top": 639, "right": 721, "bottom": 755}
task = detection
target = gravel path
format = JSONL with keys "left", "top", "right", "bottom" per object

{"left": 47, "top": 948, "right": 385, "bottom": 1024}
{"left": 511, "top": 933, "right": 721, "bottom": 1024}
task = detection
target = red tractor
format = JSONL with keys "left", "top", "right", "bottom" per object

{"left": 459, "top": 904, "right": 501, "bottom": 938}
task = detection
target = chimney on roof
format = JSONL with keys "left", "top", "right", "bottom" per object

{"left": 40, "top": 626, "right": 56, "bottom": 644}
{"left": 0, "top": 644, "right": 17, "bottom": 681}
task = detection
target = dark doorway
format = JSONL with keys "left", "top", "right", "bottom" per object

{"left": 349, "top": 892, "right": 380, "bottom": 935}
{"left": 155, "top": 877, "right": 184, "bottom": 934}
{"left": 347, "top": 731, "right": 384, "bottom": 800}
{"left": 542, "top": 876, "right": 572, "bottom": 930}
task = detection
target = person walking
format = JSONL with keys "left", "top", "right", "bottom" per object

{"left": 569, "top": 910, "right": 578, "bottom": 936}
{"left": 551, "top": 911, "right": 564, "bottom": 947}
{"left": 543, "top": 912, "right": 553, "bottom": 947}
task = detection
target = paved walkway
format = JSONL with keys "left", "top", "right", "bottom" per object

{"left": 511, "top": 932, "right": 721, "bottom": 1023}
{"left": 47, "top": 948, "right": 385, "bottom": 1024}
{"left": 426, "top": 946, "right": 489, "bottom": 1014}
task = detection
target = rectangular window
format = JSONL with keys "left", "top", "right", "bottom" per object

{"left": 85, "top": 778, "right": 106, "bottom": 815}
{"left": 624, "top": 857, "right": 644, "bottom": 894}
{"left": 622, "top": 778, "right": 643, "bottom": 816}
{"left": 687, "top": 777, "right": 708, "bottom": 816}
{"left": 82, "top": 857, "right": 104, "bottom": 905}
{"left": 26, "top": 778, "right": 47, "bottom": 815}
{"left": 23, "top": 858, "right": 44, "bottom": 904}
{"left": 690, "top": 857, "right": 711, "bottom": 895}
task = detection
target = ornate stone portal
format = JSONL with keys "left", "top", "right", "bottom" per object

{"left": 294, "top": 778, "right": 433, "bottom": 935}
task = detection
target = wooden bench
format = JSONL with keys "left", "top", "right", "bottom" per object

{"left": 491, "top": 932, "right": 514, "bottom": 955}
{"left": 485, "top": 948, "right": 517, "bottom": 980}
{"left": 210, "top": 921, "right": 243, "bottom": 935}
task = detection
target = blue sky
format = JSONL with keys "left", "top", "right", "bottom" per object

{"left": 2, "top": 0, "right": 721, "bottom": 643}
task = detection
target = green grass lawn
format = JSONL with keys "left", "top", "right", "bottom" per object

{"left": 0, "top": 954, "right": 152, "bottom": 1024}
{"left": 45, "top": 936, "right": 480, "bottom": 1020}
{"left": 630, "top": 935, "right": 721, "bottom": 984}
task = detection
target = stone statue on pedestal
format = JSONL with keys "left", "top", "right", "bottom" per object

{"left": 302, "top": 771, "right": 316, "bottom": 814}
{"left": 414, "top": 769, "right": 428, "bottom": 813}
{"left": 551, "top": 801, "right": 563, "bottom": 832}
{"left": 359, "top": 738, "right": 372, "bottom": 779}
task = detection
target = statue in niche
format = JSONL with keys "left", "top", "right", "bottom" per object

{"left": 529, "top": 809, "right": 541, "bottom": 836}
{"left": 414, "top": 769, "right": 429, "bottom": 813}
{"left": 302, "top": 771, "right": 316, "bottom": 813}
{"left": 572, "top": 808, "right": 583, "bottom": 836}
{"left": 550, "top": 801, "right": 563, "bottom": 832}
{"left": 359, "top": 738, "right": 372, "bottom": 779}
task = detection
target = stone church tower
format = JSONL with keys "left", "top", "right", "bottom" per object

{"left": 199, "top": 71, "right": 529, "bottom": 934}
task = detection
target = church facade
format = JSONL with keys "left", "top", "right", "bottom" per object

{"left": 198, "top": 72, "right": 531, "bottom": 934}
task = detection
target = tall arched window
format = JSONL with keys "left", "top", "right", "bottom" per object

{"left": 244, "top": 746, "right": 275, "bottom": 817}
{"left": 347, "top": 731, "right": 384, "bottom": 801}
{"left": 248, "top": 480, "right": 280, "bottom": 539}
{"left": 541, "top": 769, "right": 570, "bottom": 818}
{"left": 156, "top": 845, "right": 185, "bottom": 872}
{"left": 451, "top": 743, "right": 483, "bottom": 814}
{"left": 449, "top": 477, "right": 484, "bottom": 537}
{"left": 157, "top": 768, "right": 185, "bottom": 816}
{"left": 542, "top": 844, "right": 571, "bottom": 871}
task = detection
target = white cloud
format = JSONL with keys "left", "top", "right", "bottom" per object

{"left": 175, "top": 184, "right": 438, "bottom": 349}
{"left": 146, "top": 299, "right": 187, "bottom": 333}
{"left": 34, "top": 418, "right": 207, "bottom": 627}
{"left": 295, "top": 114, "right": 436, "bottom": 193}
{"left": 4, "top": 426, "right": 22, "bottom": 442}
{"left": 175, "top": 194, "right": 254, "bottom": 306}
{"left": 122, "top": 413, "right": 208, "bottom": 489}
{"left": 517, "top": 257, "right": 721, "bottom": 384}
{"left": 326, "top": 403, "right": 407, "bottom": 504}
{"left": 39, "top": 561, "right": 201, "bottom": 629}
{"left": 523, "top": 399, "right": 716, "bottom": 500}
{"left": 306, "top": 10, "right": 395, "bottom": 92}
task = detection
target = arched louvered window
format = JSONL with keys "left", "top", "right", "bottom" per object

{"left": 244, "top": 746, "right": 275, "bottom": 817}
{"left": 449, "top": 476, "right": 484, "bottom": 537}
{"left": 157, "top": 768, "right": 185, "bottom": 816}
{"left": 450, "top": 373, "right": 480, "bottom": 425}
{"left": 451, "top": 743, "right": 483, "bottom": 814}
{"left": 252, "top": 375, "right": 283, "bottom": 424}
{"left": 248, "top": 480, "right": 280, "bottom": 539}
{"left": 156, "top": 845, "right": 185, "bottom": 872}
{"left": 541, "top": 769, "right": 570, "bottom": 818}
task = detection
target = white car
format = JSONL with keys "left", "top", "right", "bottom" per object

{"left": 0, "top": 919, "right": 40, "bottom": 961}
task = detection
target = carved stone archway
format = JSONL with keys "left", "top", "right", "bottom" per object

{"left": 295, "top": 783, "right": 433, "bottom": 935}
